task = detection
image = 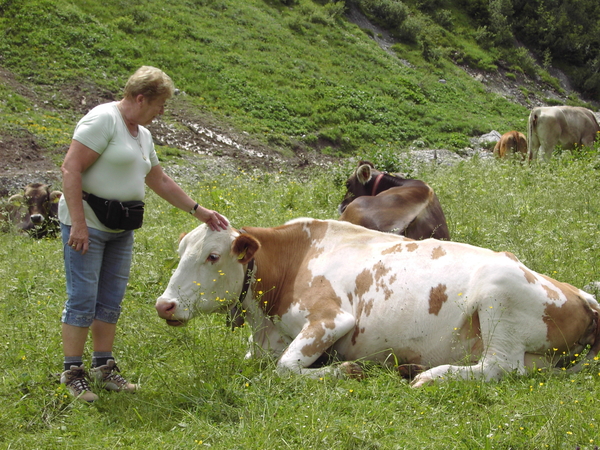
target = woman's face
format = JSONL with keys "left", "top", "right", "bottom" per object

{"left": 138, "top": 94, "right": 169, "bottom": 126}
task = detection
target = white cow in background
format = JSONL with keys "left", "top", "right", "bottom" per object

{"left": 528, "top": 106, "right": 600, "bottom": 161}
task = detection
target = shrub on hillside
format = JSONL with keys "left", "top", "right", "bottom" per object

{"left": 355, "top": 0, "right": 409, "bottom": 28}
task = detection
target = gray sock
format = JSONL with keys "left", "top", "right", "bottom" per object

{"left": 92, "top": 352, "right": 113, "bottom": 368}
{"left": 64, "top": 356, "right": 83, "bottom": 372}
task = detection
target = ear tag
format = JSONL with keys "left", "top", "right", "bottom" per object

{"left": 237, "top": 248, "right": 247, "bottom": 260}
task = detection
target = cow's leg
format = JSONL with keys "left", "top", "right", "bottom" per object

{"left": 276, "top": 310, "right": 357, "bottom": 378}
{"left": 528, "top": 127, "right": 540, "bottom": 160}
{"left": 244, "top": 300, "right": 291, "bottom": 359}
{"left": 541, "top": 145, "right": 554, "bottom": 161}
{"left": 538, "top": 124, "right": 559, "bottom": 161}
{"left": 246, "top": 318, "right": 291, "bottom": 359}
{"left": 411, "top": 297, "right": 529, "bottom": 387}
{"left": 410, "top": 349, "right": 527, "bottom": 388}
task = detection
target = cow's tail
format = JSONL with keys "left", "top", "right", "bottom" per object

{"left": 527, "top": 109, "right": 536, "bottom": 160}
{"left": 567, "top": 303, "right": 600, "bottom": 374}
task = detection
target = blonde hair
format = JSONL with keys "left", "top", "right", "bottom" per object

{"left": 123, "top": 66, "right": 175, "bottom": 101}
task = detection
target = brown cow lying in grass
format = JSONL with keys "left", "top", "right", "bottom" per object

{"left": 1, "top": 183, "right": 62, "bottom": 238}
{"left": 338, "top": 161, "right": 450, "bottom": 240}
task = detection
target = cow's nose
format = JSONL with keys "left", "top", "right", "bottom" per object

{"left": 30, "top": 214, "right": 44, "bottom": 224}
{"left": 156, "top": 299, "right": 187, "bottom": 326}
{"left": 155, "top": 299, "right": 177, "bottom": 319}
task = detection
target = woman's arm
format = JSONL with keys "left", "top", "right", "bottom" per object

{"left": 145, "top": 164, "right": 229, "bottom": 231}
{"left": 61, "top": 140, "right": 101, "bottom": 254}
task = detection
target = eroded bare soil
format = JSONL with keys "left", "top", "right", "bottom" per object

{"left": 0, "top": 68, "right": 336, "bottom": 196}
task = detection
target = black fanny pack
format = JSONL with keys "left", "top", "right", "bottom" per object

{"left": 83, "top": 191, "right": 145, "bottom": 230}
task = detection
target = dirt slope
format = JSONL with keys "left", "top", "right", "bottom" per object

{"left": 0, "top": 67, "right": 336, "bottom": 196}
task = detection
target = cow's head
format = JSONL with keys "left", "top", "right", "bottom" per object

{"left": 339, "top": 161, "right": 379, "bottom": 214}
{"left": 6, "top": 183, "right": 61, "bottom": 235}
{"left": 155, "top": 224, "right": 259, "bottom": 326}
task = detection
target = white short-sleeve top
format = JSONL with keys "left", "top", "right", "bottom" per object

{"left": 58, "top": 102, "right": 160, "bottom": 231}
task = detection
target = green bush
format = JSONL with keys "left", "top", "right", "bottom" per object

{"left": 356, "top": 0, "right": 409, "bottom": 28}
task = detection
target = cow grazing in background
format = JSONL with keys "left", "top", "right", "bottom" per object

{"left": 155, "top": 219, "right": 600, "bottom": 387}
{"left": 3, "top": 183, "right": 62, "bottom": 238}
{"left": 338, "top": 161, "right": 450, "bottom": 240}
{"left": 528, "top": 106, "right": 600, "bottom": 161}
{"left": 493, "top": 131, "right": 528, "bottom": 159}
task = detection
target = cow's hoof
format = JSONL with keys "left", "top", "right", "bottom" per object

{"left": 410, "top": 374, "right": 434, "bottom": 388}
{"left": 339, "top": 362, "right": 364, "bottom": 379}
{"left": 397, "top": 364, "right": 428, "bottom": 380}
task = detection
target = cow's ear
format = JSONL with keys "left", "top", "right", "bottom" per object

{"left": 8, "top": 194, "right": 24, "bottom": 207}
{"left": 5, "top": 194, "right": 24, "bottom": 220}
{"left": 356, "top": 163, "right": 372, "bottom": 185}
{"left": 232, "top": 233, "right": 260, "bottom": 264}
{"left": 358, "top": 160, "right": 375, "bottom": 168}
{"left": 178, "top": 232, "right": 187, "bottom": 243}
{"left": 49, "top": 191, "right": 62, "bottom": 216}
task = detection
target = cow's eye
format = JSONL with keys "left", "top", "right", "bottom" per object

{"left": 207, "top": 253, "right": 220, "bottom": 263}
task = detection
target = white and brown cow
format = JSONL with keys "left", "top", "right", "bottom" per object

{"left": 493, "top": 130, "right": 528, "bottom": 159}
{"left": 155, "top": 218, "right": 600, "bottom": 387}
{"left": 338, "top": 161, "right": 450, "bottom": 240}
{"left": 2, "top": 183, "right": 62, "bottom": 238}
{"left": 528, "top": 106, "right": 600, "bottom": 161}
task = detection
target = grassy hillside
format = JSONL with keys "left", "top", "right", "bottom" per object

{"left": 0, "top": 0, "right": 580, "bottom": 159}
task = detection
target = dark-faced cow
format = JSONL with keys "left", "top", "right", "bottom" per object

{"left": 3, "top": 183, "right": 62, "bottom": 238}
{"left": 493, "top": 131, "right": 528, "bottom": 159}
{"left": 155, "top": 219, "right": 600, "bottom": 387}
{"left": 338, "top": 161, "right": 450, "bottom": 240}
{"left": 528, "top": 106, "right": 600, "bottom": 161}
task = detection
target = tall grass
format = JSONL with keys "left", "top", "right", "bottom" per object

{"left": 2, "top": 150, "right": 600, "bottom": 449}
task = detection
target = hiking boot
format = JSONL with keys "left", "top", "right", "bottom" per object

{"left": 60, "top": 365, "right": 99, "bottom": 402}
{"left": 90, "top": 359, "right": 138, "bottom": 392}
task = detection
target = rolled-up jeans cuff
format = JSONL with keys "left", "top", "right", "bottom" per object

{"left": 95, "top": 304, "right": 121, "bottom": 324}
{"left": 61, "top": 309, "right": 95, "bottom": 328}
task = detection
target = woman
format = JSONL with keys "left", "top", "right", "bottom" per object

{"left": 58, "top": 66, "right": 228, "bottom": 402}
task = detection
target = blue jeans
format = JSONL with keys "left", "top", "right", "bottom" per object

{"left": 61, "top": 223, "right": 134, "bottom": 327}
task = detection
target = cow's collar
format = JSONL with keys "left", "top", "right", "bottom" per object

{"left": 371, "top": 173, "right": 385, "bottom": 196}
{"left": 239, "top": 258, "right": 255, "bottom": 304}
{"left": 227, "top": 229, "right": 256, "bottom": 330}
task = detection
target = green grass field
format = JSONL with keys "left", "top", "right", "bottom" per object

{"left": 2, "top": 1, "right": 600, "bottom": 447}
{"left": 2, "top": 151, "right": 600, "bottom": 449}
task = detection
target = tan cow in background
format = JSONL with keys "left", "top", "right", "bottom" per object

{"left": 493, "top": 130, "right": 528, "bottom": 159}
{"left": 528, "top": 106, "right": 600, "bottom": 161}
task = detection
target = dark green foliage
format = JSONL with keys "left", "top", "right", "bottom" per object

{"left": 507, "top": 0, "right": 600, "bottom": 99}
{"left": 355, "top": 0, "right": 409, "bottom": 28}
